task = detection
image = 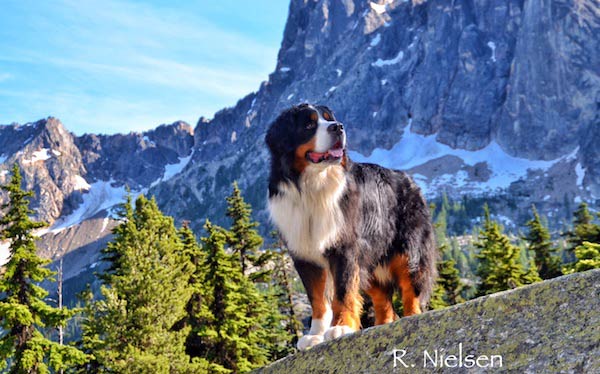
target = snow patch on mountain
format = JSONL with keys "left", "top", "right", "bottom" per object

{"left": 151, "top": 150, "right": 194, "bottom": 187}
{"left": 143, "top": 136, "right": 156, "bottom": 147}
{"left": 349, "top": 125, "right": 580, "bottom": 196}
{"left": 487, "top": 41, "right": 497, "bottom": 62}
{"left": 369, "top": 1, "right": 388, "bottom": 14}
{"left": 100, "top": 216, "right": 110, "bottom": 233}
{"left": 22, "top": 149, "right": 52, "bottom": 164}
{"left": 575, "top": 163, "right": 585, "bottom": 187}
{"left": 372, "top": 51, "right": 403, "bottom": 67}
{"left": 370, "top": 33, "right": 381, "bottom": 47}
{"left": 50, "top": 180, "right": 131, "bottom": 233}
{"left": 73, "top": 175, "right": 91, "bottom": 191}
{"left": 0, "top": 155, "right": 6, "bottom": 164}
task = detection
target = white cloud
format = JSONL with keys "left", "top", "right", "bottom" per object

{"left": 0, "top": 0, "right": 285, "bottom": 134}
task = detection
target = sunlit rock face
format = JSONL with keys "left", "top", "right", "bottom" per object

{"left": 0, "top": 0, "right": 598, "bottom": 289}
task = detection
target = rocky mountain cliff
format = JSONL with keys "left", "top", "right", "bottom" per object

{"left": 0, "top": 0, "right": 599, "bottom": 288}
{"left": 152, "top": 0, "right": 600, "bottom": 232}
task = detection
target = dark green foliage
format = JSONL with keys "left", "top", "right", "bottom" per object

{"left": 429, "top": 244, "right": 466, "bottom": 310}
{"left": 429, "top": 203, "right": 465, "bottom": 309}
{"left": 523, "top": 205, "right": 562, "bottom": 279}
{"left": 429, "top": 283, "right": 448, "bottom": 310}
{"left": 81, "top": 195, "right": 203, "bottom": 373}
{"left": 268, "top": 234, "right": 302, "bottom": 355}
{"left": 226, "top": 182, "right": 269, "bottom": 280}
{"left": 565, "top": 203, "right": 600, "bottom": 252}
{"left": 0, "top": 164, "right": 88, "bottom": 373}
{"left": 564, "top": 241, "right": 600, "bottom": 273}
{"left": 196, "top": 220, "right": 271, "bottom": 373}
{"left": 176, "top": 222, "right": 225, "bottom": 373}
{"left": 475, "top": 205, "right": 541, "bottom": 296}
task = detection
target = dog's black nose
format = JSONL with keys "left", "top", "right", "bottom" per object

{"left": 327, "top": 123, "right": 344, "bottom": 135}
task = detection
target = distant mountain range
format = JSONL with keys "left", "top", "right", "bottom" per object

{"left": 1, "top": 0, "right": 598, "bottom": 296}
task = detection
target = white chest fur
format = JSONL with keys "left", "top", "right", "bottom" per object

{"left": 268, "top": 165, "right": 347, "bottom": 267}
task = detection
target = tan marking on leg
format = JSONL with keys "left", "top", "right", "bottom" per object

{"left": 365, "top": 282, "right": 396, "bottom": 325}
{"left": 310, "top": 267, "right": 328, "bottom": 320}
{"left": 331, "top": 270, "right": 362, "bottom": 330}
{"left": 331, "top": 296, "right": 361, "bottom": 330}
{"left": 390, "top": 255, "right": 422, "bottom": 316}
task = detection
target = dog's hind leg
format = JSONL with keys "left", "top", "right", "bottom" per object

{"left": 390, "top": 254, "right": 422, "bottom": 316}
{"left": 294, "top": 259, "right": 332, "bottom": 350}
{"left": 365, "top": 282, "right": 397, "bottom": 325}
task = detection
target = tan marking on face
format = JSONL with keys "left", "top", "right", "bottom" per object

{"left": 293, "top": 136, "right": 317, "bottom": 173}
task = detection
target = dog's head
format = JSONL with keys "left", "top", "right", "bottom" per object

{"left": 266, "top": 104, "right": 346, "bottom": 174}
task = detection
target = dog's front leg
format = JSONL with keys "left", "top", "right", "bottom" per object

{"left": 324, "top": 253, "right": 362, "bottom": 341}
{"left": 293, "top": 258, "right": 332, "bottom": 350}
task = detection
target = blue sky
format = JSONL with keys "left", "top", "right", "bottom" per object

{"left": 0, "top": 0, "right": 289, "bottom": 134}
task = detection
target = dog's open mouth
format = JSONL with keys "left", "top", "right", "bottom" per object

{"left": 306, "top": 141, "right": 344, "bottom": 163}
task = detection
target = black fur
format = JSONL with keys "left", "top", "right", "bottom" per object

{"left": 266, "top": 104, "right": 437, "bottom": 309}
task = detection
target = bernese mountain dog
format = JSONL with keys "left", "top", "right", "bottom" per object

{"left": 266, "top": 103, "right": 437, "bottom": 350}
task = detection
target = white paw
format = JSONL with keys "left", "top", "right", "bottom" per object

{"left": 324, "top": 325, "right": 355, "bottom": 341}
{"left": 297, "top": 334, "right": 324, "bottom": 350}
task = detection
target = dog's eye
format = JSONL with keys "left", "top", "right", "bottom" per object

{"left": 323, "top": 112, "right": 332, "bottom": 121}
{"left": 306, "top": 121, "right": 317, "bottom": 130}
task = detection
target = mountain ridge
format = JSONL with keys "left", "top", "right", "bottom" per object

{"left": 1, "top": 0, "right": 599, "bottom": 284}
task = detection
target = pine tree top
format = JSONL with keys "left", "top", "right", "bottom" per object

{"left": 524, "top": 205, "right": 552, "bottom": 246}
{"left": 0, "top": 165, "right": 88, "bottom": 372}
{"left": 573, "top": 202, "right": 594, "bottom": 226}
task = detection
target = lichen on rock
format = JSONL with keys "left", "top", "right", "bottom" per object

{"left": 256, "top": 269, "right": 600, "bottom": 373}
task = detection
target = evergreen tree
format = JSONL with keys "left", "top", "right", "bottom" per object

{"left": 429, "top": 244, "right": 465, "bottom": 310}
{"left": 428, "top": 283, "right": 449, "bottom": 310}
{"left": 433, "top": 203, "right": 448, "bottom": 247}
{"left": 177, "top": 222, "right": 225, "bottom": 373}
{"left": 475, "top": 205, "right": 541, "bottom": 296}
{"left": 565, "top": 203, "right": 600, "bottom": 251}
{"left": 268, "top": 233, "right": 302, "bottom": 355}
{"left": 449, "top": 238, "right": 471, "bottom": 278}
{"left": 0, "top": 164, "right": 88, "bottom": 373}
{"left": 523, "top": 205, "right": 562, "bottom": 279}
{"left": 563, "top": 242, "right": 600, "bottom": 274}
{"left": 197, "top": 220, "right": 271, "bottom": 373}
{"left": 82, "top": 195, "right": 203, "bottom": 373}
{"left": 226, "top": 182, "right": 267, "bottom": 278}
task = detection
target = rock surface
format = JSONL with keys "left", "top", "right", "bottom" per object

{"left": 256, "top": 269, "right": 600, "bottom": 373}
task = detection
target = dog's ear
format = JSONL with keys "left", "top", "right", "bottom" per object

{"left": 265, "top": 120, "right": 279, "bottom": 154}
{"left": 266, "top": 108, "right": 295, "bottom": 154}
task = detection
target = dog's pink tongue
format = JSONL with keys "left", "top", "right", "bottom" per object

{"left": 308, "top": 152, "right": 326, "bottom": 163}
{"left": 329, "top": 148, "right": 344, "bottom": 158}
